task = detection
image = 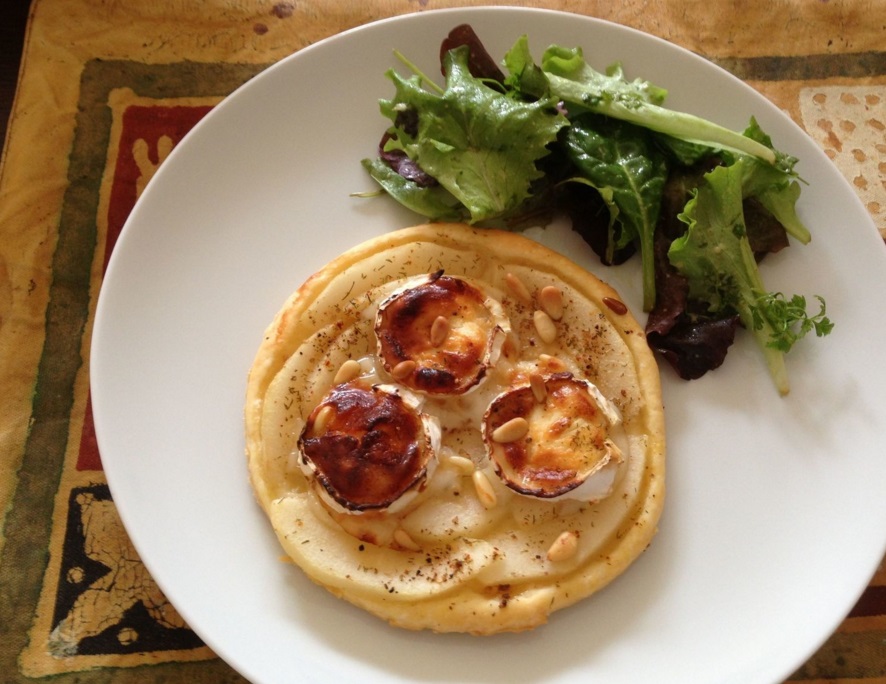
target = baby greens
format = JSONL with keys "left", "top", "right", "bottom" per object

{"left": 507, "top": 37, "right": 778, "bottom": 164}
{"left": 361, "top": 25, "right": 832, "bottom": 394}
{"left": 669, "top": 160, "right": 830, "bottom": 394}
{"left": 561, "top": 115, "right": 667, "bottom": 312}
{"left": 363, "top": 45, "right": 566, "bottom": 224}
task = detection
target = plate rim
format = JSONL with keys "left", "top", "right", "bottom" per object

{"left": 90, "top": 7, "right": 886, "bottom": 684}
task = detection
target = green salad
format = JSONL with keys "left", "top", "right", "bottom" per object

{"left": 361, "top": 25, "right": 832, "bottom": 395}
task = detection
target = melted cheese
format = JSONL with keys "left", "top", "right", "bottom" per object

{"left": 482, "top": 374, "right": 625, "bottom": 501}
{"left": 375, "top": 272, "right": 509, "bottom": 395}
{"left": 297, "top": 380, "right": 441, "bottom": 514}
{"left": 299, "top": 276, "right": 625, "bottom": 523}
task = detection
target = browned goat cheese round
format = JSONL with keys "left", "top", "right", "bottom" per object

{"left": 297, "top": 380, "right": 440, "bottom": 514}
{"left": 244, "top": 223, "right": 665, "bottom": 635}
{"left": 375, "top": 272, "right": 508, "bottom": 395}
{"left": 483, "top": 373, "right": 625, "bottom": 501}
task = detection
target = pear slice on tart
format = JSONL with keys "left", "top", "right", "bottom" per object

{"left": 245, "top": 223, "right": 665, "bottom": 635}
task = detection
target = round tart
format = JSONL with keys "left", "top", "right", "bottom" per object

{"left": 245, "top": 223, "right": 665, "bottom": 635}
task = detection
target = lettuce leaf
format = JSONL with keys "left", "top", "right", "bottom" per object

{"left": 504, "top": 36, "right": 777, "bottom": 164}
{"left": 562, "top": 115, "right": 668, "bottom": 311}
{"left": 370, "top": 45, "right": 567, "bottom": 223}
{"left": 668, "top": 160, "right": 830, "bottom": 394}
{"left": 360, "top": 157, "right": 465, "bottom": 220}
{"left": 726, "top": 119, "right": 811, "bottom": 244}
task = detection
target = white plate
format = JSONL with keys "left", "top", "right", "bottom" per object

{"left": 91, "top": 7, "right": 886, "bottom": 684}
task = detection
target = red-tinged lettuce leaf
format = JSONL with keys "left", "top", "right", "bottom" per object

{"left": 562, "top": 180, "right": 637, "bottom": 265}
{"left": 647, "top": 315, "right": 741, "bottom": 380}
{"left": 439, "top": 24, "right": 506, "bottom": 82}
{"left": 645, "top": 228, "right": 739, "bottom": 379}
{"left": 372, "top": 46, "right": 567, "bottom": 224}
{"left": 361, "top": 157, "right": 466, "bottom": 221}
{"left": 744, "top": 197, "right": 790, "bottom": 258}
{"left": 377, "top": 132, "right": 438, "bottom": 187}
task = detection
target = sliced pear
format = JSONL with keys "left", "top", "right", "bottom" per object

{"left": 269, "top": 493, "right": 497, "bottom": 602}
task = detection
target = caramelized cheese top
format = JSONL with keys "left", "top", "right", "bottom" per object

{"left": 298, "top": 380, "right": 433, "bottom": 512}
{"left": 375, "top": 272, "right": 503, "bottom": 395}
{"left": 483, "top": 373, "right": 619, "bottom": 499}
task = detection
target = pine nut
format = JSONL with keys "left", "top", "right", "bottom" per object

{"left": 546, "top": 530, "right": 579, "bottom": 562}
{"left": 501, "top": 331, "right": 519, "bottom": 360}
{"left": 538, "top": 285, "right": 564, "bottom": 320}
{"left": 602, "top": 296, "right": 628, "bottom": 315}
{"left": 538, "top": 354, "right": 566, "bottom": 371}
{"left": 391, "top": 359, "right": 417, "bottom": 380}
{"left": 446, "top": 454, "right": 476, "bottom": 475}
{"left": 430, "top": 315, "right": 450, "bottom": 347}
{"left": 393, "top": 528, "right": 422, "bottom": 551}
{"left": 312, "top": 405, "right": 335, "bottom": 434}
{"left": 333, "top": 359, "right": 362, "bottom": 385}
{"left": 529, "top": 373, "right": 547, "bottom": 403}
{"left": 533, "top": 310, "right": 557, "bottom": 344}
{"left": 472, "top": 470, "right": 497, "bottom": 509}
{"left": 504, "top": 272, "right": 532, "bottom": 304}
{"left": 492, "top": 417, "right": 529, "bottom": 443}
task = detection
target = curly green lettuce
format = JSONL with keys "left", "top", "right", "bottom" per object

{"left": 669, "top": 160, "right": 831, "bottom": 394}
{"left": 361, "top": 29, "right": 833, "bottom": 393}
{"left": 363, "top": 45, "right": 566, "bottom": 224}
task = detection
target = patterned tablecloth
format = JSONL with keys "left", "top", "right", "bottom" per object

{"left": 0, "top": 1, "right": 883, "bottom": 682}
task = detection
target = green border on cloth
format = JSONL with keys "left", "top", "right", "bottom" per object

{"left": 0, "top": 58, "right": 265, "bottom": 684}
{"left": 715, "top": 50, "right": 886, "bottom": 80}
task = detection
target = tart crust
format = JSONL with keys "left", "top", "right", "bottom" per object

{"left": 245, "top": 223, "right": 665, "bottom": 635}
